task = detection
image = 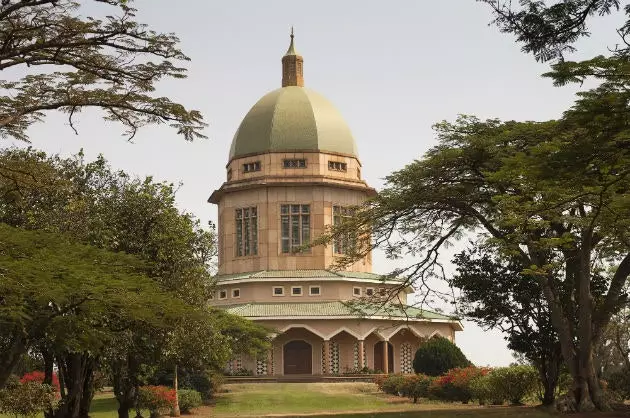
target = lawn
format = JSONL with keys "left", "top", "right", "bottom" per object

{"left": 3, "top": 383, "right": 629, "bottom": 417}
{"left": 209, "top": 382, "right": 551, "bottom": 417}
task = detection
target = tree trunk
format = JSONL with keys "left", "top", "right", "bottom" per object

{"left": 80, "top": 358, "right": 97, "bottom": 418}
{"left": 51, "top": 352, "right": 97, "bottom": 418}
{"left": 0, "top": 333, "right": 27, "bottom": 388}
{"left": 171, "top": 364, "right": 180, "bottom": 417}
{"left": 112, "top": 355, "right": 140, "bottom": 418}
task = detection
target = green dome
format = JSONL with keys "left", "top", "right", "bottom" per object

{"left": 229, "top": 86, "right": 358, "bottom": 160}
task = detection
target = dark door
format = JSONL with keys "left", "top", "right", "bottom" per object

{"left": 373, "top": 341, "right": 394, "bottom": 373}
{"left": 283, "top": 340, "right": 312, "bottom": 374}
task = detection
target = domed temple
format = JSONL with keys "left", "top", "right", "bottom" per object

{"left": 209, "top": 31, "right": 462, "bottom": 376}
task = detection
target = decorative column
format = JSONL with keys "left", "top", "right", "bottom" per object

{"left": 358, "top": 340, "right": 365, "bottom": 369}
{"left": 383, "top": 340, "right": 389, "bottom": 374}
{"left": 322, "top": 340, "right": 330, "bottom": 374}
{"left": 267, "top": 348, "right": 274, "bottom": 375}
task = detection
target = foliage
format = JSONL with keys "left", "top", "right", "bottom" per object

{"left": 487, "top": 365, "right": 539, "bottom": 405}
{"left": 176, "top": 389, "right": 202, "bottom": 413}
{"left": 20, "top": 371, "right": 59, "bottom": 393}
{"left": 137, "top": 386, "right": 176, "bottom": 414}
{"left": 469, "top": 375, "right": 497, "bottom": 405}
{"left": 319, "top": 108, "right": 630, "bottom": 410}
{"left": 451, "top": 249, "right": 562, "bottom": 405}
{"left": 0, "top": 382, "right": 57, "bottom": 417}
{"left": 607, "top": 366, "right": 630, "bottom": 400}
{"left": 0, "top": 148, "right": 269, "bottom": 418}
{"left": 412, "top": 337, "right": 471, "bottom": 376}
{"left": 150, "top": 368, "right": 223, "bottom": 403}
{"left": 399, "top": 374, "right": 433, "bottom": 403}
{"left": 428, "top": 367, "right": 488, "bottom": 403}
{"left": 0, "top": 0, "right": 206, "bottom": 142}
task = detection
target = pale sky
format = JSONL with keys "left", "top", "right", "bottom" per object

{"left": 10, "top": 1, "right": 624, "bottom": 367}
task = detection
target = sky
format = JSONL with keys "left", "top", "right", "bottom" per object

{"left": 10, "top": 1, "right": 625, "bottom": 367}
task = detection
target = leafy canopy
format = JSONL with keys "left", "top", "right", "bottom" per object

{"left": 0, "top": 0, "right": 206, "bottom": 141}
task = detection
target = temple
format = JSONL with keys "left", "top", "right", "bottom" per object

{"left": 208, "top": 31, "right": 462, "bottom": 376}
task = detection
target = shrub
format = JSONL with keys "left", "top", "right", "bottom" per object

{"left": 137, "top": 386, "right": 176, "bottom": 418}
{"left": 469, "top": 374, "right": 506, "bottom": 405}
{"left": 225, "top": 368, "right": 253, "bottom": 376}
{"left": 608, "top": 367, "right": 630, "bottom": 400}
{"left": 487, "top": 365, "right": 538, "bottom": 405}
{"left": 399, "top": 374, "right": 433, "bottom": 403}
{"left": 380, "top": 374, "right": 406, "bottom": 395}
{"left": 177, "top": 389, "right": 202, "bottom": 413}
{"left": 428, "top": 366, "right": 488, "bottom": 403}
{"left": 0, "top": 382, "right": 57, "bottom": 418}
{"left": 413, "top": 337, "right": 471, "bottom": 376}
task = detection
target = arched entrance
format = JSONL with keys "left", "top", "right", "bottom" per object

{"left": 373, "top": 341, "right": 394, "bottom": 373}
{"left": 283, "top": 340, "right": 312, "bottom": 374}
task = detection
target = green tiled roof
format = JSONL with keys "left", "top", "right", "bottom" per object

{"left": 222, "top": 301, "right": 455, "bottom": 321}
{"left": 215, "top": 270, "right": 400, "bottom": 283}
{"left": 228, "top": 87, "right": 358, "bottom": 160}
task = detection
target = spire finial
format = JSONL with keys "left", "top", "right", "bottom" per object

{"left": 282, "top": 27, "right": 303, "bottom": 87}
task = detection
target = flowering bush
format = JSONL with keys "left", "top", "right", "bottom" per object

{"left": 0, "top": 381, "right": 57, "bottom": 417}
{"left": 137, "top": 386, "right": 176, "bottom": 418}
{"left": 429, "top": 366, "right": 489, "bottom": 403}
{"left": 399, "top": 374, "right": 433, "bottom": 403}
{"left": 20, "top": 371, "right": 60, "bottom": 393}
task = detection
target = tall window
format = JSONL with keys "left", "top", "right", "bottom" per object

{"left": 236, "top": 207, "right": 258, "bottom": 256}
{"left": 281, "top": 204, "right": 310, "bottom": 253}
{"left": 333, "top": 206, "right": 354, "bottom": 254}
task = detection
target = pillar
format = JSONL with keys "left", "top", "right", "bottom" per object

{"left": 267, "top": 348, "right": 273, "bottom": 375}
{"left": 383, "top": 340, "right": 389, "bottom": 374}
{"left": 322, "top": 340, "right": 330, "bottom": 374}
{"left": 358, "top": 340, "right": 365, "bottom": 369}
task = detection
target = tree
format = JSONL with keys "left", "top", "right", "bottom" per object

{"left": 0, "top": 0, "right": 206, "bottom": 141}
{"left": 320, "top": 108, "right": 630, "bottom": 410}
{"left": 0, "top": 223, "right": 187, "bottom": 418}
{"left": 450, "top": 248, "right": 563, "bottom": 405}
{"left": 412, "top": 336, "right": 471, "bottom": 376}
{"left": 0, "top": 147, "right": 268, "bottom": 418}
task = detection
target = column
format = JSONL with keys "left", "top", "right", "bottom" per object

{"left": 358, "top": 340, "right": 365, "bottom": 369}
{"left": 383, "top": 340, "right": 389, "bottom": 374}
{"left": 267, "top": 348, "right": 273, "bottom": 376}
{"left": 322, "top": 340, "right": 330, "bottom": 374}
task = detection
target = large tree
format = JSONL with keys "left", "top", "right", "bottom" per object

{"left": 0, "top": 223, "right": 183, "bottom": 418}
{"left": 0, "top": 0, "right": 205, "bottom": 141}
{"left": 320, "top": 107, "right": 630, "bottom": 410}
{"left": 0, "top": 148, "right": 268, "bottom": 418}
{"left": 451, "top": 247, "right": 563, "bottom": 405}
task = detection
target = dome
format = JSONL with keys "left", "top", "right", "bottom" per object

{"left": 229, "top": 86, "right": 358, "bottom": 160}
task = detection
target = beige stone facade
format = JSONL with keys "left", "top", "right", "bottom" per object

{"left": 210, "top": 32, "right": 462, "bottom": 376}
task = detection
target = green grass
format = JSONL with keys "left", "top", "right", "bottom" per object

{"left": 9, "top": 383, "right": 628, "bottom": 417}
{"left": 213, "top": 382, "right": 395, "bottom": 416}
{"left": 210, "top": 383, "right": 559, "bottom": 417}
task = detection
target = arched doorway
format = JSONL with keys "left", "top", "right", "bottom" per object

{"left": 283, "top": 340, "right": 312, "bottom": 374}
{"left": 373, "top": 341, "right": 394, "bottom": 373}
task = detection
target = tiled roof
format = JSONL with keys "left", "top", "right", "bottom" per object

{"left": 222, "top": 301, "right": 455, "bottom": 321}
{"left": 215, "top": 270, "right": 400, "bottom": 283}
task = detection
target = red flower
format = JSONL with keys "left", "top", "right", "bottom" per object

{"left": 20, "top": 371, "right": 60, "bottom": 392}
